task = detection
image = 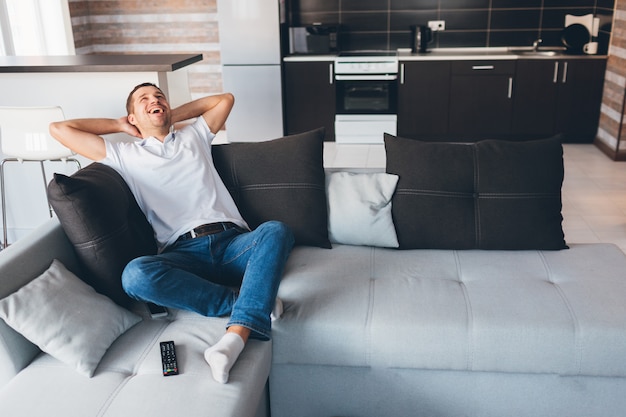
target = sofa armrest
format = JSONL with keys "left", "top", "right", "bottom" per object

{"left": 0, "top": 218, "right": 82, "bottom": 387}
{"left": 0, "top": 321, "right": 40, "bottom": 387}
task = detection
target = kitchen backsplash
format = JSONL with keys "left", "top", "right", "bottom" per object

{"left": 287, "top": 0, "right": 614, "bottom": 53}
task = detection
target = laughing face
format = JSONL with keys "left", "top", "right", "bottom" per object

{"left": 127, "top": 85, "right": 172, "bottom": 138}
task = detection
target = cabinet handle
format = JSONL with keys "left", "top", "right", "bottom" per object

{"left": 507, "top": 77, "right": 513, "bottom": 99}
{"left": 336, "top": 74, "right": 397, "bottom": 81}
{"left": 553, "top": 62, "right": 559, "bottom": 83}
{"left": 562, "top": 62, "right": 568, "bottom": 84}
{"left": 472, "top": 65, "right": 495, "bottom": 70}
{"left": 400, "top": 63, "right": 405, "bottom": 85}
{"left": 329, "top": 63, "right": 333, "bottom": 85}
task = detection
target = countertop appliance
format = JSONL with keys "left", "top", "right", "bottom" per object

{"left": 411, "top": 25, "right": 433, "bottom": 53}
{"left": 217, "top": 0, "right": 284, "bottom": 142}
{"left": 334, "top": 52, "right": 398, "bottom": 144}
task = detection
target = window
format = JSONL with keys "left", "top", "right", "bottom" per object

{"left": 0, "top": 0, "right": 74, "bottom": 56}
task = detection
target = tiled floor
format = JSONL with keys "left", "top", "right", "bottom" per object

{"left": 323, "top": 142, "right": 626, "bottom": 253}
{"left": 561, "top": 144, "right": 626, "bottom": 253}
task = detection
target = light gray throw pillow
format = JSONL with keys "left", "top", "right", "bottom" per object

{"left": 327, "top": 172, "right": 399, "bottom": 248}
{"left": 0, "top": 259, "right": 141, "bottom": 377}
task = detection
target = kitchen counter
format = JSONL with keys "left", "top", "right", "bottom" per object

{"left": 284, "top": 47, "right": 607, "bottom": 62}
{"left": 0, "top": 54, "right": 203, "bottom": 73}
{"left": 284, "top": 54, "right": 336, "bottom": 62}
{"left": 0, "top": 53, "right": 201, "bottom": 115}
{"left": 399, "top": 47, "right": 516, "bottom": 61}
{"left": 398, "top": 47, "right": 607, "bottom": 61}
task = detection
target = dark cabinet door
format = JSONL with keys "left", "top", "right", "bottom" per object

{"left": 397, "top": 61, "right": 450, "bottom": 140}
{"left": 448, "top": 61, "right": 516, "bottom": 139}
{"left": 556, "top": 59, "right": 606, "bottom": 142}
{"left": 511, "top": 60, "right": 559, "bottom": 138}
{"left": 512, "top": 58, "right": 606, "bottom": 142}
{"left": 284, "top": 61, "right": 335, "bottom": 141}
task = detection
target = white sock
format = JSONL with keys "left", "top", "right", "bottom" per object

{"left": 271, "top": 297, "right": 283, "bottom": 322}
{"left": 204, "top": 332, "right": 245, "bottom": 384}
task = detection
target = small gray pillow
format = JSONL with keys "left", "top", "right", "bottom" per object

{"left": 326, "top": 172, "right": 399, "bottom": 248}
{"left": 0, "top": 259, "right": 141, "bottom": 377}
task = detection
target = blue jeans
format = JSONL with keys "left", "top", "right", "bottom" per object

{"left": 122, "top": 221, "right": 294, "bottom": 340}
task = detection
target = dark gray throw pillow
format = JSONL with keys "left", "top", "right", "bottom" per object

{"left": 385, "top": 134, "right": 567, "bottom": 250}
{"left": 47, "top": 163, "right": 157, "bottom": 306}
{"left": 212, "top": 127, "right": 330, "bottom": 248}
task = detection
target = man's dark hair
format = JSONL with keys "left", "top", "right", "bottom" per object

{"left": 126, "top": 82, "right": 165, "bottom": 114}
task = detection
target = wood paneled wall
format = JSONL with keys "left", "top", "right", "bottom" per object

{"left": 597, "top": 2, "right": 626, "bottom": 159}
{"left": 68, "top": 0, "right": 221, "bottom": 100}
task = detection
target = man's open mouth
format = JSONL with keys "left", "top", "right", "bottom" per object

{"left": 149, "top": 107, "right": 164, "bottom": 114}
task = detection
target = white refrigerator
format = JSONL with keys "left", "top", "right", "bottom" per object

{"left": 217, "top": 0, "right": 284, "bottom": 142}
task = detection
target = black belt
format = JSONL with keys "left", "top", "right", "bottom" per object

{"left": 177, "top": 222, "right": 238, "bottom": 242}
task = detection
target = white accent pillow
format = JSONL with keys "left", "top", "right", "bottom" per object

{"left": 326, "top": 172, "right": 400, "bottom": 248}
{"left": 0, "top": 259, "right": 141, "bottom": 377}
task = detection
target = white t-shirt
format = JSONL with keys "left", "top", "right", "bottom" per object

{"left": 102, "top": 117, "right": 248, "bottom": 251}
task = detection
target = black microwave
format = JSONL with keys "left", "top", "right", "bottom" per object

{"left": 289, "top": 24, "right": 340, "bottom": 54}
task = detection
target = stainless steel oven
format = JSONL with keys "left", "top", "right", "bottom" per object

{"left": 334, "top": 52, "right": 398, "bottom": 143}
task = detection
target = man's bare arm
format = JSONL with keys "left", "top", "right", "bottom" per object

{"left": 172, "top": 93, "right": 234, "bottom": 133}
{"left": 49, "top": 117, "right": 140, "bottom": 161}
{"left": 50, "top": 92, "right": 233, "bottom": 161}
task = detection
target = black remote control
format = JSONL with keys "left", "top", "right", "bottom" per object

{"left": 160, "top": 341, "right": 179, "bottom": 376}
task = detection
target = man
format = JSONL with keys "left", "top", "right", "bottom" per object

{"left": 49, "top": 83, "right": 294, "bottom": 384}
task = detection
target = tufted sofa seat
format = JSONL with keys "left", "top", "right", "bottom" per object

{"left": 270, "top": 243, "right": 626, "bottom": 417}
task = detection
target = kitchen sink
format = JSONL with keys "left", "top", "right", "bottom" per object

{"left": 508, "top": 48, "right": 564, "bottom": 57}
{"left": 517, "top": 50, "right": 559, "bottom": 56}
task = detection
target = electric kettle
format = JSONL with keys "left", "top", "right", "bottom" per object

{"left": 411, "top": 25, "right": 433, "bottom": 53}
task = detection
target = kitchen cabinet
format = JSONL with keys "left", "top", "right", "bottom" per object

{"left": 448, "top": 60, "right": 516, "bottom": 139}
{"left": 397, "top": 61, "right": 450, "bottom": 139}
{"left": 511, "top": 60, "right": 558, "bottom": 138}
{"left": 512, "top": 58, "right": 606, "bottom": 142}
{"left": 283, "top": 55, "right": 606, "bottom": 144}
{"left": 283, "top": 61, "right": 335, "bottom": 141}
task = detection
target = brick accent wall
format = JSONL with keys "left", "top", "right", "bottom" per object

{"left": 68, "top": 0, "right": 221, "bottom": 99}
{"left": 597, "top": 2, "right": 626, "bottom": 159}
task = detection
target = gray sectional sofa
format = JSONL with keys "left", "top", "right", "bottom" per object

{"left": 1, "top": 128, "right": 626, "bottom": 417}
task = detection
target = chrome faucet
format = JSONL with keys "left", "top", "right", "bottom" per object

{"left": 532, "top": 39, "right": 543, "bottom": 51}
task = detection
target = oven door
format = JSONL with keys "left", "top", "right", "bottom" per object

{"left": 335, "top": 74, "right": 398, "bottom": 115}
